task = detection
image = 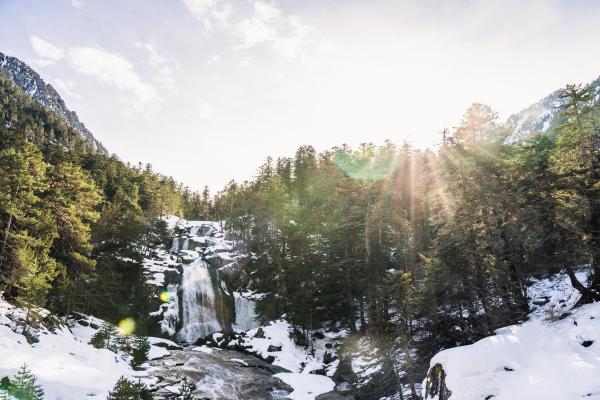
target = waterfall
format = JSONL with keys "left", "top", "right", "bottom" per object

{"left": 182, "top": 238, "right": 190, "bottom": 251}
{"left": 233, "top": 293, "right": 259, "bottom": 332}
{"left": 177, "top": 258, "right": 222, "bottom": 343}
{"left": 171, "top": 237, "right": 180, "bottom": 252}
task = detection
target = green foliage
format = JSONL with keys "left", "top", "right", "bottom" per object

{"left": 89, "top": 323, "right": 151, "bottom": 368}
{"left": 177, "top": 378, "right": 195, "bottom": 400}
{"left": 89, "top": 322, "right": 118, "bottom": 350}
{"left": 0, "top": 71, "right": 206, "bottom": 323}
{"left": 2, "top": 365, "right": 45, "bottom": 400}
{"left": 106, "top": 377, "right": 151, "bottom": 400}
{"left": 130, "top": 336, "right": 150, "bottom": 368}
{"left": 214, "top": 94, "right": 600, "bottom": 396}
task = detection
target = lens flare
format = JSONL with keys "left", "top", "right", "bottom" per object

{"left": 118, "top": 318, "right": 136, "bottom": 336}
{"left": 159, "top": 291, "right": 173, "bottom": 302}
{"left": 332, "top": 148, "right": 398, "bottom": 181}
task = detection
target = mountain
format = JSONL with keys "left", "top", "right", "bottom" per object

{"left": 506, "top": 75, "right": 600, "bottom": 142}
{"left": 0, "top": 51, "right": 107, "bottom": 154}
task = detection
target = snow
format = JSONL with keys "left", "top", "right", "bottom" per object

{"left": 148, "top": 344, "right": 170, "bottom": 360}
{"left": 274, "top": 372, "right": 335, "bottom": 400}
{"left": 209, "top": 319, "right": 345, "bottom": 398}
{"left": 236, "top": 320, "right": 327, "bottom": 373}
{"left": 192, "top": 345, "right": 215, "bottom": 353}
{"left": 424, "top": 271, "right": 600, "bottom": 400}
{"left": 0, "top": 296, "right": 183, "bottom": 399}
{"left": 0, "top": 298, "right": 133, "bottom": 400}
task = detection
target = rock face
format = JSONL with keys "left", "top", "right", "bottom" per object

{"left": 145, "top": 346, "right": 292, "bottom": 399}
{"left": 423, "top": 363, "right": 452, "bottom": 400}
{"left": 0, "top": 51, "right": 107, "bottom": 154}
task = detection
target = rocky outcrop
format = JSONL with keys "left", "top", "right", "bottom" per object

{"left": 423, "top": 363, "right": 452, "bottom": 400}
{"left": 145, "top": 346, "right": 292, "bottom": 399}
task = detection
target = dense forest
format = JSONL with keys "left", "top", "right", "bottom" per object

{"left": 0, "top": 71, "right": 213, "bottom": 331}
{"left": 1, "top": 64, "right": 599, "bottom": 397}
{"left": 212, "top": 86, "right": 600, "bottom": 393}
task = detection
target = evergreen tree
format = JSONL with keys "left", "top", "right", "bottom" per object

{"left": 10, "top": 365, "right": 44, "bottom": 400}
{"left": 177, "top": 378, "right": 195, "bottom": 400}
{"left": 107, "top": 377, "right": 150, "bottom": 400}
{"left": 130, "top": 336, "right": 150, "bottom": 368}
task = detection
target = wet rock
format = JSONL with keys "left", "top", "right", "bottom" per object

{"left": 145, "top": 346, "right": 292, "bottom": 400}
{"left": 267, "top": 344, "right": 282, "bottom": 352}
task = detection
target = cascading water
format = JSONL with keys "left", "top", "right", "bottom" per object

{"left": 233, "top": 293, "right": 259, "bottom": 332}
{"left": 160, "top": 219, "right": 259, "bottom": 343}
{"left": 177, "top": 258, "right": 222, "bottom": 343}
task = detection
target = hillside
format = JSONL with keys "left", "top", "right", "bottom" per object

{"left": 506, "top": 75, "right": 600, "bottom": 142}
{"left": 423, "top": 272, "right": 600, "bottom": 400}
{"left": 0, "top": 51, "right": 107, "bottom": 154}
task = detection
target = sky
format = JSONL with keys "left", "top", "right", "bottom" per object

{"left": 1, "top": 0, "right": 600, "bottom": 191}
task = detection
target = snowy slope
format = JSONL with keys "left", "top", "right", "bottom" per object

{"left": 0, "top": 298, "right": 132, "bottom": 399}
{"left": 423, "top": 272, "right": 600, "bottom": 400}
{"left": 0, "top": 296, "right": 175, "bottom": 399}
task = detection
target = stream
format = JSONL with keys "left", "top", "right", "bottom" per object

{"left": 144, "top": 219, "right": 295, "bottom": 399}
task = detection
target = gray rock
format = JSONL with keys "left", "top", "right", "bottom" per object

{"left": 315, "top": 392, "right": 354, "bottom": 400}
{"left": 144, "top": 346, "right": 293, "bottom": 399}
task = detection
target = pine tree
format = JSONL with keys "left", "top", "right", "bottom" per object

{"left": 90, "top": 322, "right": 117, "bottom": 350}
{"left": 0, "top": 142, "right": 49, "bottom": 290}
{"left": 107, "top": 377, "right": 137, "bottom": 400}
{"left": 550, "top": 83, "right": 600, "bottom": 302}
{"left": 177, "top": 378, "right": 195, "bottom": 400}
{"left": 10, "top": 364, "right": 44, "bottom": 400}
{"left": 130, "top": 336, "right": 150, "bottom": 368}
{"left": 107, "top": 377, "right": 151, "bottom": 400}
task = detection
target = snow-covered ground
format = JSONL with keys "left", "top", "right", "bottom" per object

{"left": 423, "top": 271, "right": 600, "bottom": 400}
{"left": 207, "top": 319, "right": 346, "bottom": 399}
{"left": 0, "top": 296, "right": 178, "bottom": 400}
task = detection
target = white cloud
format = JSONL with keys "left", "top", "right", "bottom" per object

{"left": 181, "top": 0, "right": 315, "bottom": 62}
{"left": 53, "top": 78, "right": 81, "bottom": 100}
{"left": 29, "top": 37, "right": 159, "bottom": 109}
{"left": 70, "top": 0, "right": 84, "bottom": 8}
{"left": 206, "top": 54, "right": 220, "bottom": 65}
{"left": 235, "top": 1, "right": 314, "bottom": 62}
{"left": 135, "top": 41, "right": 178, "bottom": 85}
{"left": 30, "top": 36, "right": 64, "bottom": 65}
{"left": 67, "top": 46, "right": 159, "bottom": 106}
{"left": 183, "top": 0, "right": 232, "bottom": 32}
{"left": 197, "top": 100, "right": 215, "bottom": 119}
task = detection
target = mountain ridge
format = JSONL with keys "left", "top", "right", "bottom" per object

{"left": 506, "top": 75, "right": 600, "bottom": 142}
{"left": 0, "top": 51, "right": 107, "bottom": 154}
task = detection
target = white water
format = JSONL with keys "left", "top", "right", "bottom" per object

{"left": 171, "top": 237, "right": 180, "bottom": 252}
{"left": 177, "top": 259, "right": 222, "bottom": 343}
{"left": 233, "top": 293, "right": 259, "bottom": 332}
